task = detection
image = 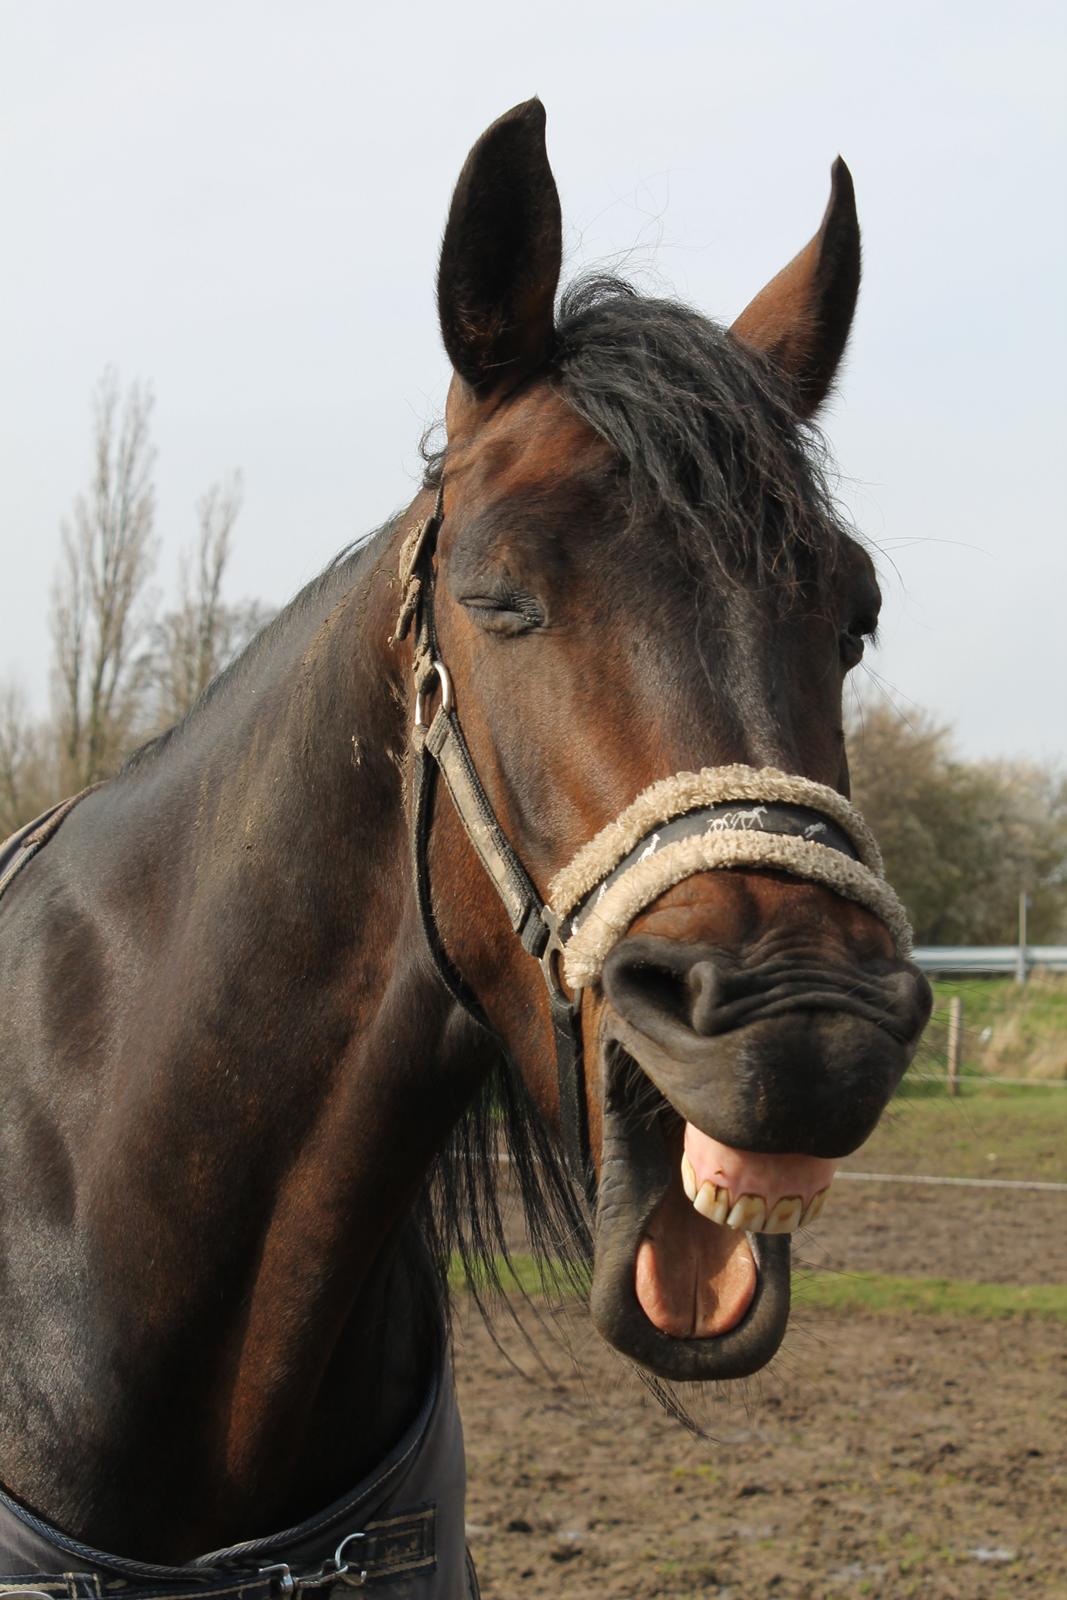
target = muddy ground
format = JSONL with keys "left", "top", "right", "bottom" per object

{"left": 456, "top": 1179, "right": 1067, "bottom": 1599}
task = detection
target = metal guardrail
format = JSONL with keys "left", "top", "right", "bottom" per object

{"left": 912, "top": 945, "right": 1067, "bottom": 976}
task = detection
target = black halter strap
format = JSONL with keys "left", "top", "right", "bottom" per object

{"left": 396, "top": 491, "right": 592, "bottom": 1198}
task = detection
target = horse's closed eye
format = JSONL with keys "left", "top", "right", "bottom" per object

{"left": 462, "top": 592, "right": 545, "bottom": 635}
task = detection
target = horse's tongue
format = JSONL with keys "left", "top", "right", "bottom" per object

{"left": 635, "top": 1180, "right": 757, "bottom": 1339}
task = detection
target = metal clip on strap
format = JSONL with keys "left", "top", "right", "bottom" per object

{"left": 259, "top": 1529, "right": 369, "bottom": 1594}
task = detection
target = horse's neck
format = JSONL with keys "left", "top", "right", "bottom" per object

{"left": 1, "top": 510, "right": 483, "bottom": 1558}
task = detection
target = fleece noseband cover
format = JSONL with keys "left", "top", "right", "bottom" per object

{"left": 547, "top": 765, "right": 913, "bottom": 990}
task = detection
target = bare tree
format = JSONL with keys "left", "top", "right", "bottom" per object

{"left": 147, "top": 473, "right": 272, "bottom": 727}
{"left": 0, "top": 681, "right": 51, "bottom": 835}
{"left": 51, "top": 369, "right": 157, "bottom": 787}
{"left": 848, "top": 702, "right": 1067, "bottom": 943}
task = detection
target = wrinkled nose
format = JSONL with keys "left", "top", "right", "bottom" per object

{"left": 601, "top": 931, "right": 931, "bottom": 1057}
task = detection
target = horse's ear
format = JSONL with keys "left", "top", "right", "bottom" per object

{"left": 730, "top": 158, "right": 861, "bottom": 418}
{"left": 438, "top": 98, "right": 562, "bottom": 400}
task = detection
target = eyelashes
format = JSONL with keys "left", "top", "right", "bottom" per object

{"left": 840, "top": 617, "right": 878, "bottom": 668}
{"left": 461, "top": 589, "right": 546, "bottom": 634}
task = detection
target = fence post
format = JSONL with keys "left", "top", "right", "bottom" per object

{"left": 947, "top": 995, "right": 962, "bottom": 1096}
{"left": 1016, "top": 890, "right": 1029, "bottom": 984}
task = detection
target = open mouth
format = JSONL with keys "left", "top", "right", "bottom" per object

{"left": 636, "top": 1119, "right": 836, "bottom": 1340}
{"left": 590, "top": 1043, "right": 839, "bottom": 1381}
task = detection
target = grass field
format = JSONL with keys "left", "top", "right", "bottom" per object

{"left": 921, "top": 972, "right": 1067, "bottom": 1080}
{"left": 794, "top": 1270, "right": 1067, "bottom": 1320}
{"left": 453, "top": 1254, "right": 1067, "bottom": 1322}
{"left": 850, "top": 1079, "right": 1066, "bottom": 1180}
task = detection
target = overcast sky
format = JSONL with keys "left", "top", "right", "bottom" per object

{"left": 2, "top": 1, "right": 1064, "bottom": 762}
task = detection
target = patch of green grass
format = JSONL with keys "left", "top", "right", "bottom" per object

{"left": 447, "top": 1253, "right": 585, "bottom": 1299}
{"left": 450, "top": 1253, "right": 1067, "bottom": 1321}
{"left": 671, "top": 1462, "right": 722, "bottom": 1483}
{"left": 795, "top": 1270, "right": 1067, "bottom": 1321}
{"left": 851, "top": 1085, "right": 1066, "bottom": 1180}
{"left": 916, "top": 974, "right": 1067, "bottom": 1082}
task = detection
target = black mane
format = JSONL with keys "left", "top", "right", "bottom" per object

{"left": 551, "top": 276, "right": 850, "bottom": 594}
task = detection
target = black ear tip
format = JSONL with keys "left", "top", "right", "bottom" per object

{"left": 488, "top": 97, "right": 547, "bottom": 139}
{"left": 829, "top": 156, "right": 856, "bottom": 208}
{"left": 513, "top": 96, "right": 546, "bottom": 125}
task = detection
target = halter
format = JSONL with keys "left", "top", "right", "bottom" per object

{"left": 394, "top": 489, "right": 912, "bottom": 1197}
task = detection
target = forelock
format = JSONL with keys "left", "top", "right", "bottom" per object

{"left": 549, "top": 275, "right": 852, "bottom": 599}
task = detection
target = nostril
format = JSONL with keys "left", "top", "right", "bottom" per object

{"left": 609, "top": 957, "right": 690, "bottom": 1029}
{"left": 602, "top": 937, "right": 727, "bottom": 1045}
{"left": 686, "top": 960, "right": 722, "bottom": 1037}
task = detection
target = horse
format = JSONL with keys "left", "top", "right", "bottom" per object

{"left": 0, "top": 100, "right": 931, "bottom": 1594}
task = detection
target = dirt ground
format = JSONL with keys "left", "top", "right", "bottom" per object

{"left": 456, "top": 1179, "right": 1067, "bottom": 1599}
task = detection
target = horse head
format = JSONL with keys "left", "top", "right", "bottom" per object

{"left": 408, "top": 100, "right": 931, "bottom": 1383}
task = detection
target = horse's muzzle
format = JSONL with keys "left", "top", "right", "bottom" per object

{"left": 600, "top": 931, "right": 931, "bottom": 1155}
{"left": 584, "top": 913, "right": 931, "bottom": 1381}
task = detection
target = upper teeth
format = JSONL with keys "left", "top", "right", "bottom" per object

{"left": 694, "top": 1182, "right": 730, "bottom": 1225}
{"left": 681, "top": 1152, "right": 830, "bottom": 1234}
{"left": 727, "top": 1193, "right": 767, "bottom": 1231}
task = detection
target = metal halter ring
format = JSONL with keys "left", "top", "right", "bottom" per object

{"left": 414, "top": 660, "right": 453, "bottom": 727}
{"left": 331, "top": 1530, "right": 368, "bottom": 1587}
